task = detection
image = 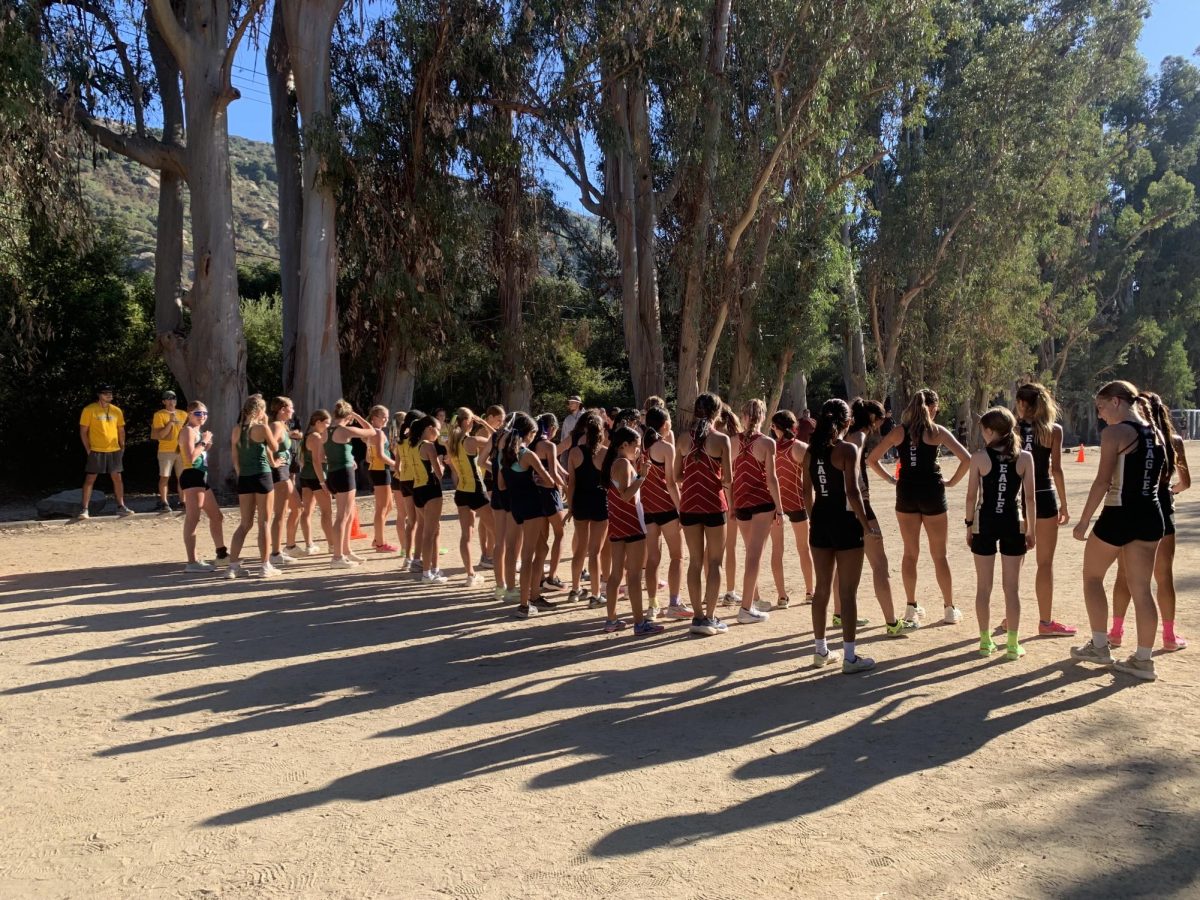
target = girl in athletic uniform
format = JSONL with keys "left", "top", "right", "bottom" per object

{"left": 364, "top": 405, "right": 397, "bottom": 553}
{"left": 535, "top": 414, "right": 568, "bottom": 596}
{"left": 717, "top": 404, "right": 743, "bottom": 608}
{"left": 386, "top": 411, "right": 407, "bottom": 556}
{"left": 731, "top": 399, "right": 783, "bottom": 623}
{"left": 1110, "top": 392, "right": 1190, "bottom": 652}
{"left": 408, "top": 414, "right": 449, "bottom": 584}
{"left": 642, "top": 405, "right": 688, "bottom": 620}
{"left": 227, "top": 396, "right": 281, "bottom": 579}
{"left": 503, "top": 413, "right": 558, "bottom": 618}
{"left": 841, "top": 400, "right": 918, "bottom": 635}
{"left": 675, "top": 393, "right": 734, "bottom": 636}
{"left": 326, "top": 400, "right": 375, "bottom": 569}
{"left": 448, "top": 407, "right": 493, "bottom": 588}
{"left": 601, "top": 425, "right": 665, "bottom": 636}
{"left": 964, "top": 408, "right": 1036, "bottom": 660}
{"left": 770, "top": 410, "right": 814, "bottom": 607}
{"left": 266, "top": 397, "right": 302, "bottom": 568}
{"left": 486, "top": 410, "right": 517, "bottom": 600}
{"left": 473, "top": 407, "right": 503, "bottom": 569}
{"left": 567, "top": 411, "right": 609, "bottom": 606}
{"left": 800, "top": 399, "right": 878, "bottom": 673}
{"left": 866, "top": 389, "right": 971, "bottom": 624}
{"left": 1012, "top": 383, "right": 1075, "bottom": 635}
{"left": 1071, "top": 381, "right": 1166, "bottom": 681}
{"left": 178, "top": 401, "right": 226, "bottom": 571}
{"left": 299, "top": 410, "right": 336, "bottom": 554}
{"left": 394, "top": 410, "right": 426, "bottom": 573}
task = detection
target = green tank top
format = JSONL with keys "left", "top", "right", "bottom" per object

{"left": 299, "top": 435, "right": 327, "bottom": 479}
{"left": 238, "top": 425, "right": 271, "bottom": 475}
{"left": 326, "top": 427, "right": 354, "bottom": 472}
{"left": 277, "top": 430, "right": 292, "bottom": 468}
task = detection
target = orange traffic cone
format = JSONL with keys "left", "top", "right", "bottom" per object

{"left": 1076, "top": 445, "right": 1086, "bottom": 463}
{"left": 894, "top": 459, "right": 902, "bottom": 479}
{"left": 350, "top": 503, "right": 369, "bottom": 540}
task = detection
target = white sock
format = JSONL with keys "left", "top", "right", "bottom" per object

{"left": 844, "top": 641, "right": 856, "bottom": 661}
{"left": 1136, "top": 646, "right": 1153, "bottom": 661}
{"left": 815, "top": 638, "right": 828, "bottom": 655}
{"left": 1092, "top": 631, "right": 1108, "bottom": 649}
{"left": 669, "top": 595, "right": 681, "bottom": 605}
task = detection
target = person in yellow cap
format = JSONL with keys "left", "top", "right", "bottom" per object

{"left": 152, "top": 390, "right": 188, "bottom": 512}
{"left": 79, "top": 384, "right": 132, "bottom": 518}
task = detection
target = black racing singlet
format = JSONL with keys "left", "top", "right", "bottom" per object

{"left": 897, "top": 426, "right": 943, "bottom": 487}
{"left": 808, "top": 443, "right": 849, "bottom": 516}
{"left": 1104, "top": 421, "right": 1165, "bottom": 510}
{"left": 976, "top": 448, "right": 1023, "bottom": 536}
{"left": 1018, "top": 420, "right": 1053, "bottom": 493}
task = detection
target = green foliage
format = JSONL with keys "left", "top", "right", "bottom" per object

{"left": 241, "top": 295, "right": 283, "bottom": 398}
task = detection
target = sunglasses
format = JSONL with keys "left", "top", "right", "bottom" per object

{"left": 192, "top": 411, "right": 209, "bottom": 418}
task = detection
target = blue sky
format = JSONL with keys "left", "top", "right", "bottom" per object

{"left": 223, "top": 0, "right": 1198, "bottom": 209}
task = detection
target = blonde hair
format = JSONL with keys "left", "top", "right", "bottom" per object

{"left": 367, "top": 404, "right": 388, "bottom": 423}
{"left": 743, "top": 398, "right": 766, "bottom": 433}
{"left": 1015, "top": 382, "right": 1057, "bottom": 448}
{"left": 902, "top": 388, "right": 938, "bottom": 442}
{"left": 268, "top": 396, "right": 293, "bottom": 420}
{"left": 1097, "top": 380, "right": 1154, "bottom": 423}
{"left": 240, "top": 396, "right": 266, "bottom": 425}
{"left": 448, "top": 406, "right": 473, "bottom": 457}
{"left": 332, "top": 399, "right": 353, "bottom": 420}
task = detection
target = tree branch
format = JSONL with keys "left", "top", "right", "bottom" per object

{"left": 222, "top": 0, "right": 272, "bottom": 95}
{"left": 146, "top": 0, "right": 194, "bottom": 70}
{"left": 55, "top": 84, "right": 186, "bottom": 176}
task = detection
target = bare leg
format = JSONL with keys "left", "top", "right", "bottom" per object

{"left": 1123, "top": 540, "right": 1161, "bottom": 651}
{"left": 864, "top": 531, "right": 898, "bottom": 622}
{"left": 625, "top": 539, "right": 648, "bottom": 624}
{"left": 82, "top": 473, "right": 98, "bottom": 509}
{"left": 110, "top": 472, "right": 126, "bottom": 508}
{"left": 1081, "top": 535, "right": 1122, "bottom": 634}
{"left": 182, "top": 488, "right": 203, "bottom": 562}
{"left": 683, "top": 526, "right": 707, "bottom": 618}
{"left": 587, "top": 521, "right": 607, "bottom": 600}
{"left": 254, "top": 494, "right": 271, "bottom": 563}
{"left": 1001, "top": 553, "right": 1024, "bottom": 637}
{"left": 1034, "top": 516, "right": 1059, "bottom": 622}
{"left": 769, "top": 517, "right": 787, "bottom": 600}
{"left": 373, "top": 485, "right": 392, "bottom": 546}
{"left": 896, "top": 511, "right": 923, "bottom": 607}
{"left": 810, "top": 547, "right": 836, "bottom": 642}
{"left": 457, "top": 506, "right": 477, "bottom": 576}
{"left": 644, "top": 523, "right": 663, "bottom": 605}
{"left": 422, "top": 498, "right": 444, "bottom": 573}
{"left": 605, "top": 540, "right": 626, "bottom": 622}
{"left": 974, "top": 553, "right": 996, "bottom": 637}
{"left": 204, "top": 490, "right": 225, "bottom": 550}
{"left": 546, "top": 511, "right": 565, "bottom": 580}
{"left": 703, "top": 524, "right": 726, "bottom": 618}
{"left": 570, "top": 518, "right": 587, "bottom": 592}
{"left": 834, "top": 548, "right": 866, "bottom": 644}
{"left": 662, "top": 519, "right": 683, "bottom": 602}
{"left": 792, "top": 518, "right": 814, "bottom": 596}
{"left": 229, "top": 495, "right": 256, "bottom": 563}
{"left": 923, "top": 513, "right": 954, "bottom": 608}
{"left": 738, "top": 511, "right": 774, "bottom": 611}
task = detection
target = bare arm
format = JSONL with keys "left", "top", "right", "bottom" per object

{"left": 118, "top": 426, "right": 126, "bottom": 451}
{"left": 717, "top": 434, "right": 733, "bottom": 492}
{"left": 308, "top": 434, "right": 328, "bottom": 488}
{"left": 964, "top": 452, "right": 983, "bottom": 548}
{"left": 613, "top": 457, "right": 642, "bottom": 502}
{"left": 1074, "top": 426, "right": 1127, "bottom": 540}
{"left": 230, "top": 426, "right": 241, "bottom": 477}
{"left": 837, "top": 444, "right": 877, "bottom": 536}
{"left": 1020, "top": 451, "right": 1037, "bottom": 550}
{"left": 422, "top": 442, "right": 444, "bottom": 479}
{"left": 867, "top": 427, "right": 903, "bottom": 484}
{"left": 1050, "top": 424, "right": 1069, "bottom": 523}
{"left": 80, "top": 425, "right": 90, "bottom": 453}
{"left": 800, "top": 446, "right": 815, "bottom": 514}
{"left": 759, "top": 437, "right": 783, "bottom": 516}
{"left": 939, "top": 426, "right": 972, "bottom": 488}
{"left": 662, "top": 444, "right": 682, "bottom": 508}
{"left": 1172, "top": 435, "right": 1190, "bottom": 494}
{"left": 377, "top": 430, "right": 396, "bottom": 468}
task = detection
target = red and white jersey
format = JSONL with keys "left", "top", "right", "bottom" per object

{"left": 680, "top": 445, "right": 727, "bottom": 514}
{"left": 733, "top": 431, "right": 773, "bottom": 509}
{"left": 776, "top": 434, "right": 804, "bottom": 512}
{"left": 641, "top": 458, "right": 675, "bottom": 514}
{"left": 607, "top": 480, "right": 646, "bottom": 539}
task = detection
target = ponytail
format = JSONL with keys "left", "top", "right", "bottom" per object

{"left": 1145, "top": 393, "right": 1178, "bottom": 481}
{"left": 849, "top": 397, "right": 885, "bottom": 433}
{"left": 1015, "top": 382, "right": 1058, "bottom": 448}
{"left": 502, "top": 413, "right": 535, "bottom": 469}
{"left": 448, "top": 407, "right": 473, "bottom": 458}
{"left": 644, "top": 406, "right": 669, "bottom": 454}
{"left": 811, "top": 399, "right": 850, "bottom": 452}
{"left": 690, "top": 392, "right": 721, "bottom": 456}
{"left": 771, "top": 409, "right": 797, "bottom": 440}
{"left": 602, "top": 426, "right": 640, "bottom": 484}
{"left": 980, "top": 407, "right": 1020, "bottom": 461}
{"left": 743, "top": 398, "right": 766, "bottom": 434}
{"left": 902, "top": 388, "right": 938, "bottom": 443}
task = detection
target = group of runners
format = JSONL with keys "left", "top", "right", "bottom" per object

{"left": 154, "top": 379, "right": 1188, "bottom": 682}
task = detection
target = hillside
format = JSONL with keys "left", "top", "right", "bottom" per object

{"left": 78, "top": 135, "right": 282, "bottom": 271}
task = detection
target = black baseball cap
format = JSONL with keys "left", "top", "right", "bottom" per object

{"left": 162, "top": 390, "right": 177, "bottom": 400}
{"left": 96, "top": 384, "right": 114, "bottom": 394}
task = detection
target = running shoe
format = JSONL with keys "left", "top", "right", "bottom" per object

{"left": 478, "top": 557, "right": 494, "bottom": 570}
{"left": 464, "top": 573, "right": 484, "bottom": 588}
{"left": 804, "top": 592, "right": 815, "bottom": 605}
{"left": 347, "top": 551, "right": 366, "bottom": 564}
{"left": 1005, "top": 643, "right": 1026, "bottom": 661}
{"left": 667, "top": 603, "right": 693, "bottom": 620}
{"left": 1039, "top": 621, "right": 1077, "bottom": 636}
{"left": 633, "top": 619, "right": 666, "bottom": 636}
{"left": 493, "top": 585, "right": 508, "bottom": 601}
{"left": 885, "top": 618, "right": 919, "bottom": 636}
{"left": 647, "top": 604, "right": 661, "bottom": 621}
{"left": 503, "top": 587, "right": 521, "bottom": 602}
{"left": 408, "top": 558, "right": 423, "bottom": 573}
{"left": 268, "top": 552, "right": 295, "bottom": 567}
{"left": 155, "top": 500, "right": 171, "bottom": 513}
{"left": 842, "top": 655, "right": 876, "bottom": 674}
{"left": 116, "top": 506, "right": 134, "bottom": 518}
{"left": 689, "top": 617, "right": 725, "bottom": 636}
{"left": 184, "top": 561, "right": 214, "bottom": 573}
{"left": 1107, "top": 629, "right": 1124, "bottom": 648}
{"left": 1164, "top": 634, "right": 1188, "bottom": 651}
{"left": 261, "top": 562, "right": 282, "bottom": 578}
{"left": 423, "top": 569, "right": 448, "bottom": 585}
{"left": 831, "top": 614, "right": 869, "bottom": 628}
{"left": 905, "top": 603, "right": 925, "bottom": 622}
{"left": 77, "top": 508, "right": 90, "bottom": 520}
{"left": 979, "top": 638, "right": 998, "bottom": 657}
{"left": 777, "top": 595, "right": 791, "bottom": 609}
{"left": 943, "top": 606, "right": 963, "bottom": 625}
{"left": 603, "top": 618, "right": 627, "bottom": 633}
{"left": 1070, "top": 640, "right": 1114, "bottom": 665}
{"left": 588, "top": 594, "right": 606, "bottom": 609}
{"left": 298, "top": 543, "right": 321, "bottom": 556}
{"left": 812, "top": 650, "right": 841, "bottom": 668}
{"left": 566, "top": 589, "right": 580, "bottom": 603}
{"left": 737, "top": 606, "right": 769, "bottom": 625}
{"left": 721, "top": 591, "right": 742, "bottom": 607}
{"left": 581, "top": 568, "right": 590, "bottom": 582}
{"left": 532, "top": 596, "right": 559, "bottom": 611}
{"left": 753, "top": 597, "right": 775, "bottom": 613}
{"left": 1112, "top": 654, "right": 1156, "bottom": 681}
{"left": 514, "top": 604, "right": 536, "bottom": 619}
{"left": 225, "top": 563, "right": 243, "bottom": 580}
{"left": 373, "top": 542, "right": 398, "bottom": 553}
{"left": 541, "top": 576, "right": 565, "bottom": 591}
{"left": 618, "top": 584, "right": 627, "bottom": 597}
{"left": 331, "top": 557, "right": 358, "bottom": 569}
{"left": 709, "top": 615, "right": 729, "bottom": 634}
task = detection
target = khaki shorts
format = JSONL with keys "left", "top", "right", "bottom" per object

{"left": 157, "top": 451, "right": 184, "bottom": 478}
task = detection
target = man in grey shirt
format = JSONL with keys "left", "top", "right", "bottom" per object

{"left": 558, "top": 395, "right": 583, "bottom": 460}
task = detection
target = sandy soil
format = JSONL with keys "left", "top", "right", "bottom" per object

{"left": 1, "top": 448, "right": 1198, "bottom": 899}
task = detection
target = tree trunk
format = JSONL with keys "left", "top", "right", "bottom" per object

{"left": 377, "top": 338, "right": 416, "bottom": 411}
{"left": 147, "top": 11, "right": 190, "bottom": 394}
{"left": 727, "top": 210, "right": 777, "bottom": 403}
{"left": 268, "top": 4, "right": 303, "bottom": 397}
{"left": 768, "top": 348, "right": 794, "bottom": 415}
{"left": 283, "top": 0, "right": 346, "bottom": 415}
{"left": 785, "top": 370, "right": 808, "bottom": 414}
{"left": 841, "top": 218, "right": 868, "bottom": 398}
{"left": 627, "top": 77, "right": 665, "bottom": 403}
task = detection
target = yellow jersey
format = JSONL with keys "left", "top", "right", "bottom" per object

{"left": 152, "top": 409, "right": 187, "bottom": 453}
{"left": 80, "top": 402, "right": 125, "bottom": 452}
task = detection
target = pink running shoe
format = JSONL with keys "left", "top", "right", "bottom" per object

{"left": 373, "top": 542, "right": 398, "bottom": 553}
{"left": 1039, "top": 621, "right": 1077, "bottom": 636}
{"left": 1164, "top": 635, "right": 1188, "bottom": 651}
{"left": 1107, "top": 629, "right": 1123, "bottom": 648}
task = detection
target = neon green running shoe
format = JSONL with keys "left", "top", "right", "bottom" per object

{"left": 832, "top": 614, "right": 869, "bottom": 628}
{"left": 1005, "top": 643, "right": 1026, "bottom": 661}
{"left": 886, "top": 618, "right": 919, "bottom": 636}
{"left": 979, "top": 639, "right": 998, "bottom": 657}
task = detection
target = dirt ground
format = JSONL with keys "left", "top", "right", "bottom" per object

{"left": 1, "top": 447, "right": 1198, "bottom": 899}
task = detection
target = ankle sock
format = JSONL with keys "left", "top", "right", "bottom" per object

{"left": 1110, "top": 615, "right": 1125, "bottom": 634}
{"left": 1092, "top": 631, "right": 1108, "bottom": 649}
{"left": 980, "top": 628, "right": 992, "bottom": 644}
{"left": 1163, "top": 621, "right": 1177, "bottom": 644}
{"left": 814, "top": 638, "right": 828, "bottom": 655}
{"left": 844, "top": 641, "right": 856, "bottom": 661}
{"left": 1136, "top": 646, "right": 1153, "bottom": 662}
{"left": 1007, "top": 630, "right": 1019, "bottom": 651}
{"left": 669, "top": 595, "right": 682, "bottom": 606}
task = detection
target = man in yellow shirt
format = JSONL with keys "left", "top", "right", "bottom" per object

{"left": 151, "top": 390, "right": 187, "bottom": 512}
{"left": 79, "top": 384, "right": 132, "bottom": 519}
